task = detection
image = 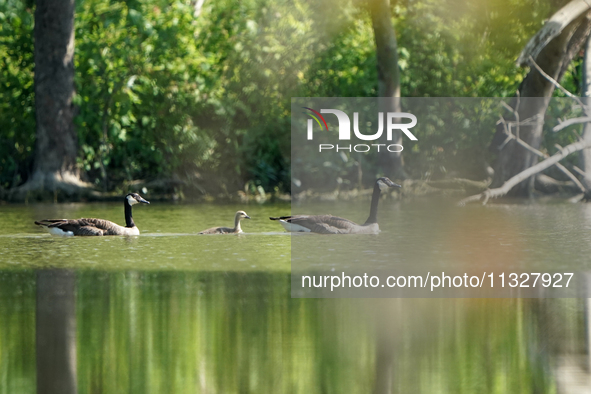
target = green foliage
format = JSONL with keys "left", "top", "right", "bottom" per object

{"left": 0, "top": 0, "right": 35, "bottom": 189}
{"left": 395, "top": 0, "right": 549, "bottom": 97}
{"left": 0, "top": 0, "right": 573, "bottom": 193}
{"left": 301, "top": 0, "right": 550, "bottom": 183}
{"left": 72, "top": 0, "right": 338, "bottom": 193}
{"left": 74, "top": 0, "right": 220, "bottom": 190}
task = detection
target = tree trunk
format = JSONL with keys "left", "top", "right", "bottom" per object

{"left": 372, "top": 299, "right": 398, "bottom": 394}
{"left": 580, "top": 35, "right": 591, "bottom": 190}
{"left": 491, "top": 14, "right": 590, "bottom": 195}
{"left": 368, "top": 0, "right": 404, "bottom": 178}
{"left": 490, "top": 11, "right": 591, "bottom": 196}
{"left": 28, "top": 0, "right": 82, "bottom": 193}
{"left": 36, "top": 270, "right": 77, "bottom": 394}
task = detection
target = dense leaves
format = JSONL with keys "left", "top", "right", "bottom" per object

{"left": 0, "top": 0, "right": 572, "bottom": 194}
{"left": 0, "top": 0, "right": 35, "bottom": 188}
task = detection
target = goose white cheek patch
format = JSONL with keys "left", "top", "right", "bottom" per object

{"left": 127, "top": 196, "right": 138, "bottom": 205}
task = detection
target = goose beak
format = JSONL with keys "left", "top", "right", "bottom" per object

{"left": 384, "top": 178, "right": 401, "bottom": 188}
{"left": 139, "top": 197, "right": 150, "bottom": 204}
{"left": 245, "top": 215, "right": 251, "bottom": 219}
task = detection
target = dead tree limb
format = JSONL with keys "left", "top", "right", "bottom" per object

{"left": 498, "top": 108, "right": 585, "bottom": 192}
{"left": 528, "top": 56, "right": 582, "bottom": 102}
{"left": 574, "top": 165, "right": 591, "bottom": 179}
{"left": 553, "top": 116, "right": 591, "bottom": 131}
{"left": 517, "top": 0, "right": 591, "bottom": 66}
{"left": 459, "top": 139, "right": 591, "bottom": 205}
{"left": 491, "top": 3, "right": 591, "bottom": 196}
{"left": 509, "top": 133, "right": 585, "bottom": 192}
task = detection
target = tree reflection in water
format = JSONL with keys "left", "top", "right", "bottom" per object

{"left": 1, "top": 271, "right": 590, "bottom": 393}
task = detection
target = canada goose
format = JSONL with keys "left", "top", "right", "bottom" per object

{"left": 34, "top": 193, "right": 150, "bottom": 236}
{"left": 270, "top": 177, "right": 400, "bottom": 234}
{"left": 198, "top": 210, "right": 251, "bottom": 234}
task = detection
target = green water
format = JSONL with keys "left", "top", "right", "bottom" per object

{"left": 0, "top": 203, "right": 290, "bottom": 271}
{"left": 291, "top": 200, "right": 591, "bottom": 297}
{"left": 0, "top": 200, "right": 588, "bottom": 393}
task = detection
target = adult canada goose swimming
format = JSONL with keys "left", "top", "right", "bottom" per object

{"left": 198, "top": 210, "right": 251, "bottom": 234}
{"left": 270, "top": 177, "right": 400, "bottom": 234}
{"left": 34, "top": 193, "right": 150, "bottom": 236}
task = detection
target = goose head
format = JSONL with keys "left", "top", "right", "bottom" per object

{"left": 126, "top": 193, "right": 150, "bottom": 206}
{"left": 376, "top": 177, "right": 401, "bottom": 191}
{"left": 236, "top": 210, "right": 251, "bottom": 220}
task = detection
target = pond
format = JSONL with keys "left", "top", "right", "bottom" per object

{"left": 0, "top": 199, "right": 588, "bottom": 393}
{"left": 291, "top": 198, "right": 591, "bottom": 297}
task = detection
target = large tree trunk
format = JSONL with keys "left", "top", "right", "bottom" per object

{"left": 25, "top": 0, "right": 84, "bottom": 195}
{"left": 368, "top": 0, "right": 404, "bottom": 178}
{"left": 490, "top": 9, "right": 591, "bottom": 196}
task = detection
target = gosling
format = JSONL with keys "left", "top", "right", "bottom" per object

{"left": 198, "top": 210, "right": 251, "bottom": 234}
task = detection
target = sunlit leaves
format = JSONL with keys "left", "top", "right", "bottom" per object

{"left": 0, "top": 0, "right": 570, "bottom": 191}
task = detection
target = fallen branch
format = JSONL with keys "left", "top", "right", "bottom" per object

{"left": 555, "top": 163, "right": 586, "bottom": 192}
{"left": 513, "top": 137, "right": 586, "bottom": 192}
{"left": 459, "top": 138, "right": 591, "bottom": 205}
{"left": 535, "top": 173, "right": 581, "bottom": 193}
{"left": 498, "top": 112, "right": 586, "bottom": 192}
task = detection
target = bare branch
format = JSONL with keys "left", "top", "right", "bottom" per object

{"left": 459, "top": 138, "right": 591, "bottom": 205}
{"left": 517, "top": 0, "right": 591, "bottom": 66}
{"left": 506, "top": 129, "right": 585, "bottom": 192}
{"left": 573, "top": 165, "right": 589, "bottom": 177}
{"left": 528, "top": 55, "right": 581, "bottom": 101}
{"left": 556, "top": 164, "right": 586, "bottom": 192}
{"left": 553, "top": 116, "right": 591, "bottom": 131}
{"left": 501, "top": 101, "right": 514, "bottom": 113}
{"left": 498, "top": 106, "right": 585, "bottom": 192}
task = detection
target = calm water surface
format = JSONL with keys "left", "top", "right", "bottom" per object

{"left": 0, "top": 202, "right": 290, "bottom": 271}
{"left": 292, "top": 199, "right": 591, "bottom": 296}
{"left": 0, "top": 199, "right": 589, "bottom": 393}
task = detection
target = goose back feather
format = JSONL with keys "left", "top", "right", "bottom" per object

{"left": 35, "top": 218, "right": 140, "bottom": 236}
{"left": 269, "top": 215, "right": 366, "bottom": 234}
{"left": 199, "top": 210, "right": 251, "bottom": 234}
{"left": 270, "top": 177, "right": 399, "bottom": 234}
{"left": 34, "top": 193, "right": 149, "bottom": 236}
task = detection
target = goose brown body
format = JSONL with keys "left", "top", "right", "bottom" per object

{"left": 34, "top": 193, "right": 150, "bottom": 236}
{"left": 270, "top": 177, "right": 399, "bottom": 234}
{"left": 199, "top": 211, "right": 251, "bottom": 234}
{"left": 268, "top": 215, "right": 378, "bottom": 234}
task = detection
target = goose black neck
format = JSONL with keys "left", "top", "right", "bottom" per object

{"left": 234, "top": 214, "right": 241, "bottom": 232}
{"left": 364, "top": 183, "right": 382, "bottom": 225}
{"left": 124, "top": 201, "right": 135, "bottom": 228}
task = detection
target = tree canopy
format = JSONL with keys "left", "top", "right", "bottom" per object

{"left": 0, "top": 0, "right": 571, "bottom": 197}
